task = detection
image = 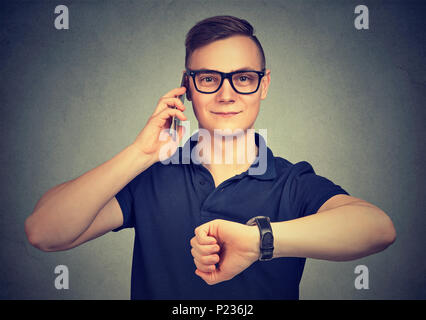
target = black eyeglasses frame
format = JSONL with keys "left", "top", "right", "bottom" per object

{"left": 185, "top": 69, "right": 266, "bottom": 95}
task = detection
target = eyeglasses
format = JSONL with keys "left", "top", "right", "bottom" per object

{"left": 186, "top": 69, "right": 265, "bottom": 94}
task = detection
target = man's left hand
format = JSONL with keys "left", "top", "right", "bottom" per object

{"left": 190, "top": 219, "right": 260, "bottom": 285}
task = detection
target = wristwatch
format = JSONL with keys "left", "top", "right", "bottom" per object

{"left": 246, "top": 216, "right": 274, "bottom": 261}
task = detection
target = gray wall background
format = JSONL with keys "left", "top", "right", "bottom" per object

{"left": 0, "top": 0, "right": 424, "bottom": 299}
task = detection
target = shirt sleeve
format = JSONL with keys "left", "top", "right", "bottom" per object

{"left": 112, "top": 177, "right": 137, "bottom": 232}
{"left": 289, "top": 161, "right": 350, "bottom": 218}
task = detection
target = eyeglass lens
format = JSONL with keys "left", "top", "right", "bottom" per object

{"left": 195, "top": 71, "right": 260, "bottom": 93}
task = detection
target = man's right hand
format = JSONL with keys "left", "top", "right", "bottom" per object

{"left": 131, "top": 86, "right": 187, "bottom": 165}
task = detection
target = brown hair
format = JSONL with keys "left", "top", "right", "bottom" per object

{"left": 185, "top": 15, "right": 266, "bottom": 70}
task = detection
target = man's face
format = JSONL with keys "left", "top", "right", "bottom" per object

{"left": 186, "top": 35, "right": 271, "bottom": 134}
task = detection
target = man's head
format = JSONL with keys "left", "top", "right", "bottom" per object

{"left": 185, "top": 16, "right": 266, "bottom": 71}
{"left": 184, "top": 16, "right": 271, "bottom": 134}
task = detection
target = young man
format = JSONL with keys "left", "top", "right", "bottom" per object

{"left": 25, "top": 16, "right": 396, "bottom": 299}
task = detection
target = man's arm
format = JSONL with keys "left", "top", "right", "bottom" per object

{"left": 25, "top": 86, "right": 188, "bottom": 252}
{"left": 271, "top": 194, "right": 396, "bottom": 261}
{"left": 190, "top": 195, "right": 396, "bottom": 285}
{"left": 25, "top": 145, "right": 152, "bottom": 252}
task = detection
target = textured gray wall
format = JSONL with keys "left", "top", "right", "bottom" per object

{"left": 0, "top": 0, "right": 424, "bottom": 299}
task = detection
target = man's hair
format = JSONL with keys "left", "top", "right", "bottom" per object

{"left": 185, "top": 15, "right": 266, "bottom": 70}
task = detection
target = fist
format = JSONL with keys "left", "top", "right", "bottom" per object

{"left": 190, "top": 219, "right": 260, "bottom": 285}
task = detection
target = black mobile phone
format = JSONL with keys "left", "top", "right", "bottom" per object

{"left": 170, "top": 74, "right": 186, "bottom": 140}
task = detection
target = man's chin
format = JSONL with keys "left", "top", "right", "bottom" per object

{"left": 213, "top": 128, "right": 247, "bottom": 137}
{"left": 200, "top": 126, "right": 250, "bottom": 136}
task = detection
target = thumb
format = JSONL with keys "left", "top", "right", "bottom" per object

{"left": 195, "top": 268, "right": 221, "bottom": 286}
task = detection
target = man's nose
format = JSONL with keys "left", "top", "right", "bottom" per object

{"left": 217, "top": 78, "right": 237, "bottom": 102}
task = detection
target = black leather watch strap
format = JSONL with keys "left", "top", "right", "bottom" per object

{"left": 246, "top": 216, "right": 274, "bottom": 261}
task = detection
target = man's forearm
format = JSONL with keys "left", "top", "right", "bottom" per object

{"left": 271, "top": 202, "right": 396, "bottom": 261}
{"left": 25, "top": 144, "right": 152, "bottom": 250}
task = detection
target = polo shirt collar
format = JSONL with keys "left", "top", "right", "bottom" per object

{"left": 180, "top": 130, "right": 276, "bottom": 181}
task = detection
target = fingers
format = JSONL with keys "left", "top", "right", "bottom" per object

{"left": 152, "top": 86, "right": 186, "bottom": 116}
{"left": 190, "top": 241, "right": 220, "bottom": 257}
{"left": 193, "top": 256, "right": 219, "bottom": 273}
{"left": 191, "top": 242, "right": 220, "bottom": 266}
{"left": 190, "top": 224, "right": 221, "bottom": 274}
{"left": 161, "top": 86, "right": 186, "bottom": 99}
{"left": 195, "top": 269, "right": 218, "bottom": 286}
{"left": 194, "top": 224, "right": 217, "bottom": 245}
{"left": 130, "top": 86, "right": 187, "bottom": 161}
{"left": 190, "top": 237, "right": 220, "bottom": 264}
{"left": 192, "top": 253, "right": 219, "bottom": 273}
{"left": 157, "top": 107, "right": 187, "bottom": 122}
{"left": 152, "top": 97, "right": 186, "bottom": 118}
{"left": 150, "top": 107, "right": 187, "bottom": 130}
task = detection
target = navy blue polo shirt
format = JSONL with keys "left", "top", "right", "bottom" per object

{"left": 113, "top": 132, "right": 349, "bottom": 299}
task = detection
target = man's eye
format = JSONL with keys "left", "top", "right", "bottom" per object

{"left": 236, "top": 74, "right": 254, "bottom": 82}
{"left": 200, "top": 75, "right": 218, "bottom": 83}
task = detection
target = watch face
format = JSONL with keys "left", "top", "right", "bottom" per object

{"left": 262, "top": 232, "right": 274, "bottom": 249}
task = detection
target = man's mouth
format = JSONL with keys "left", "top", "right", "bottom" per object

{"left": 211, "top": 111, "right": 242, "bottom": 118}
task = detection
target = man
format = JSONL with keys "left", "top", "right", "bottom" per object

{"left": 25, "top": 16, "right": 396, "bottom": 299}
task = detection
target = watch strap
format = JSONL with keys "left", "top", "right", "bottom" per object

{"left": 246, "top": 216, "right": 274, "bottom": 261}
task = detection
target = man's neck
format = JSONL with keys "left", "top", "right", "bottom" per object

{"left": 195, "top": 129, "right": 259, "bottom": 181}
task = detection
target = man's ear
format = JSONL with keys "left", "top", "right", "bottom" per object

{"left": 260, "top": 69, "right": 271, "bottom": 100}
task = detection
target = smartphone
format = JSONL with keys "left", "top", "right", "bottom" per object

{"left": 170, "top": 74, "right": 186, "bottom": 141}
